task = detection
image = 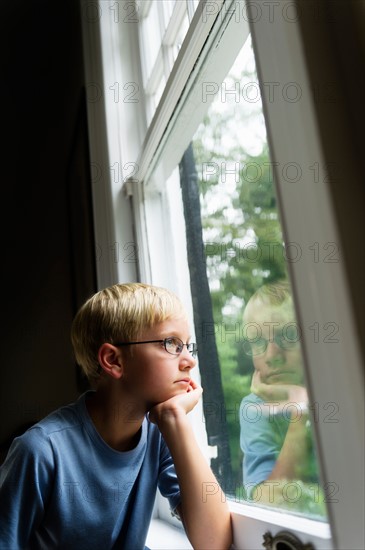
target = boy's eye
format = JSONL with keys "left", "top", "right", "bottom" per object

{"left": 271, "top": 327, "right": 300, "bottom": 350}
{"left": 164, "top": 337, "right": 183, "bottom": 354}
{"left": 251, "top": 337, "right": 267, "bottom": 352}
{"left": 243, "top": 337, "right": 268, "bottom": 356}
{"left": 281, "top": 325, "right": 300, "bottom": 345}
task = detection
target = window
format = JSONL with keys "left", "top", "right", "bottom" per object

{"left": 184, "top": 35, "right": 328, "bottom": 520}
{"left": 81, "top": 0, "right": 365, "bottom": 548}
{"left": 147, "top": 18, "right": 329, "bottom": 525}
{"left": 137, "top": 0, "right": 199, "bottom": 124}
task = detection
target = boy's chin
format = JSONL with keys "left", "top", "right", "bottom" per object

{"left": 265, "top": 372, "right": 303, "bottom": 385}
{"left": 148, "top": 388, "right": 189, "bottom": 407}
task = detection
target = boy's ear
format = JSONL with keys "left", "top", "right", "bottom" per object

{"left": 97, "top": 343, "right": 124, "bottom": 379}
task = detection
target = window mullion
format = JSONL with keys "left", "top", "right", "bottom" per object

{"left": 163, "top": 0, "right": 187, "bottom": 45}
{"left": 144, "top": 53, "right": 164, "bottom": 97}
{"left": 131, "top": 0, "right": 226, "bottom": 188}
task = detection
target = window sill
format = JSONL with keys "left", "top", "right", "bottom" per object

{"left": 146, "top": 518, "right": 192, "bottom": 549}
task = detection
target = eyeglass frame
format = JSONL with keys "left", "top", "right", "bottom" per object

{"left": 114, "top": 337, "right": 198, "bottom": 358}
{"left": 242, "top": 334, "right": 300, "bottom": 357}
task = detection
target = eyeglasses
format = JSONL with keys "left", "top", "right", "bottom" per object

{"left": 243, "top": 334, "right": 299, "bottom": 357}
{"left": 115, "top": 336, "right": 198, "bottom": 358}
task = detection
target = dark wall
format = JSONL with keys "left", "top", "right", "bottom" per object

{"left": 0, "top": 0, "right": 96, "bottom": 446}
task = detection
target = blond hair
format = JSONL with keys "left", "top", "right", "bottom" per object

{"left": 71, "top": 282, "right": 187, "bottom": 380}
{"left": 243, "top": 279, "right": 293, "bottom": 322}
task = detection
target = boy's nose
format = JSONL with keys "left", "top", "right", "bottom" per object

{"left": 265, "top": 341, "right": 285, "bottom": 365}
{"left": 179, "top": 348, "right": 196, "bottom": 369}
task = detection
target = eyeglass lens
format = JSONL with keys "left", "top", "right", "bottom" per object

{"left": 243, "top": 334, "right": 299, "bottom": 356}
{"left": 164, "top": 337, "right": 197, "bottom": 357}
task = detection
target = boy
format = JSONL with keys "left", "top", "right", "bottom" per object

{"left": 0, "top": 282, "right": 232, "bottom": 549}
{"left": 239, "top": 280, "right": 320, "bottom": 507}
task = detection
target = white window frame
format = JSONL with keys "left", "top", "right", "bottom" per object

{"left": 80, "top": 1, "right": 364, "bottom": 548}
{"left": 246, "top": 3, "right": 364, "bottom": 548}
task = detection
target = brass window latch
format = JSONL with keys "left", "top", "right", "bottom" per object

{"left": 263, "top": 530, "right": 315, "bottom": 550}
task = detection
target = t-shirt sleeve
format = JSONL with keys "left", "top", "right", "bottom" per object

{"left": 157, "top": 438, "right": 181, "bottom": 515}
{"left": 0, "top": 426, "right": 54, "bottom": 549}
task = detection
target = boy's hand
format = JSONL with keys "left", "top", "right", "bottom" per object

{"left": 148, "top": 379, "right": 203, "bottom": 426}
{"left": 148, "top": 378, "right": 232, "bottom": 549}
{"left": 251, "top": 370, "right": 308, "bottom": 405}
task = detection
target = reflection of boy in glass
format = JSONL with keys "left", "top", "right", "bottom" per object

{"left": 239, "top": 280, "right": 319, "bottom": 508}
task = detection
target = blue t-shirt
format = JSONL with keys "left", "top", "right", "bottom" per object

{"left": 239, "top": 393, "right": 318, "bottom": 496}
{"left": 239, "top": 393, "right": 291, "bottom": 491}
{"left": 0, "top": 391, "right": 180, "bottom": 549}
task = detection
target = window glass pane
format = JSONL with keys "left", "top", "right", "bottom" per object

{"left": 189, "top": 35, "right": 328, "bottom": 520}
{"left": 138, "top": 0, "right": 194, "bottom": 127}
{"left": 148, "top": 34, "right": 329, "bottom": 522}
{"left": 170, "top": 15, "right": 189, "bottom": 64}
{"left": 139, "top": 1, "right": 161, "bottom": 84}
{"left": 161, "top": 0, "right": 176, "bottom": 33}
